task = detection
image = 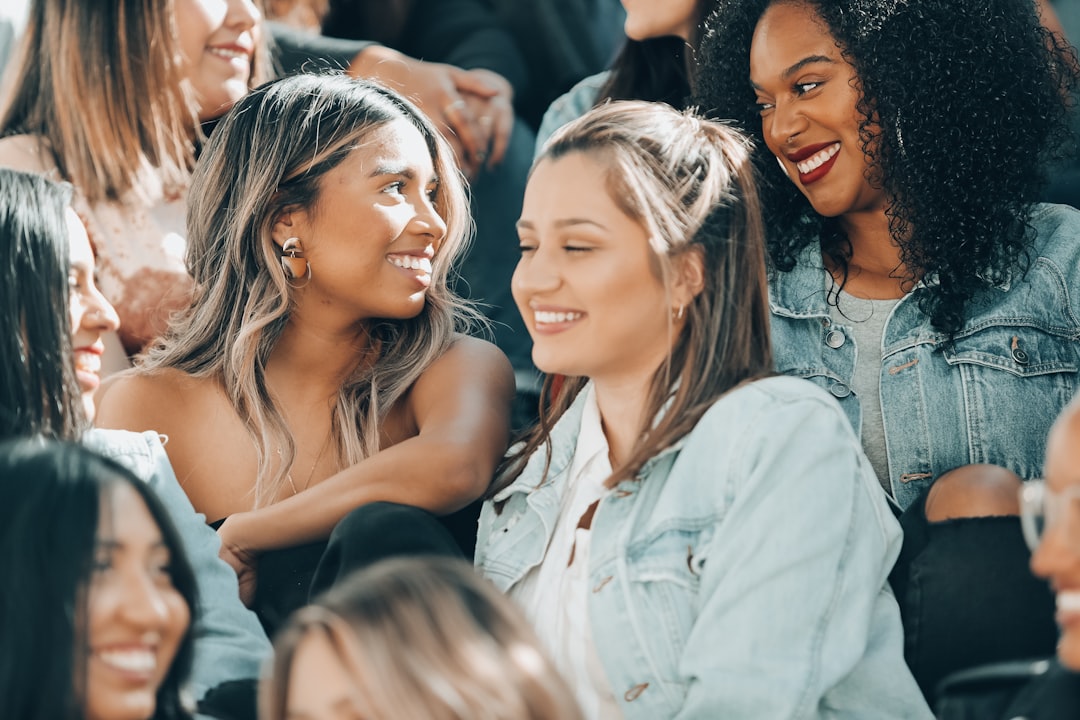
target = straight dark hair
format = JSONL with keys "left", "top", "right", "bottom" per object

{"left": 594, "top": 0, "right": 719, "bottom": 108}
{"left": 0, "top": 168, "right": 84, "bottom": 441}
{"left": 0, "top": 438, "right": 198, "bottom": 720}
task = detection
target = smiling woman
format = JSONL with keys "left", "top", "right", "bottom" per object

{"left": 476, "top": 100, "right": 932, "bottom": 718}
{"left": 0, "top": 439, "right": 197, "bottom": 720}
{"left": 95, "top": 72, "right": 515, "bottom": 635}
{"left": 695, "top": 0, "right": 1080, "bottom": 703}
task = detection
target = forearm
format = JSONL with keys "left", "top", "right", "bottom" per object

{"left": 229, "top": 436, "right": 492, "bottom": 552}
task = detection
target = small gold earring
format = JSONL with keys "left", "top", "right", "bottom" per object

{"left": 280, "top": 237, "right": 311, "bottom": 286}
{"left": 673, "top": 305, "right": 685, "bottom": 321}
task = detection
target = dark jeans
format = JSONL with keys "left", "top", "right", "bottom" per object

{"left": 889, "top": 489, "right": 1058, "bottom": 707}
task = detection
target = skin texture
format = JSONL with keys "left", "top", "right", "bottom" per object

{"left": 270, "top": 121, "right": 445, "bottom": 323}
{"left": 67, "top": 208, "right": 121, "bottom": 421}
{"left": 176, "top": 0, "right": 261, "bottom": 121}
{"left": 512, "top": 151, "right": 701, "bottom": 466}
{"left": 1030, "top": 402, "right": 1080, "bottom": 671}
{"left": 285, "top": 631, "right": 371, "bottom": 720}
{"left": 84, "top": 483, "right": 190, "bottom": 720}
{"left": 621, "top": 0, "right": 698, "bottom": 41}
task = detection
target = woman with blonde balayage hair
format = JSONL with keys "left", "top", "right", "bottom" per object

{"left": 97, "top": 73, "right": 515, "bottom": 634}
{"left": 476, "top": 101, "right": 931, "bottom": 718}
{"left": 264, "top": 557, "right": 582, "bottom": 720}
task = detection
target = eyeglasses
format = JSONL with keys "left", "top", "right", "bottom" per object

{"left": 1019, "top": 479, "right": 1080, "bottom": 552}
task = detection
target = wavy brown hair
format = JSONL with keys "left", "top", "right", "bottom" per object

{"left": 139, "top": 73, "right": 480, "bottom": 506}
{"left": 0, "top": 0, "right": 273, "bottom": 204}
{"left": 493, "top": 100, "right": 773, "bottom": 495}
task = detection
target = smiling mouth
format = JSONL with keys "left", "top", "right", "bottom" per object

{"left": 207, "top": 47, "right": 250, "bottom": 62}
{"left": 793, "top": 142, "right": 841, "bottom": 185}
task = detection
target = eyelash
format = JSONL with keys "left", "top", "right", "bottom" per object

{"left": 756, "top": 81, "right": 823, "bottom": 113}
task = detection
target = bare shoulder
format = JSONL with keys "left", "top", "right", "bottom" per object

{"left": 0, "top": 134, "right": 58, "bottom": 175}
{"left": 95, "top": 368, "right": 216, "bottom": 436}
{"left": 420, "top": 334, "right": 515, "bottom": 388}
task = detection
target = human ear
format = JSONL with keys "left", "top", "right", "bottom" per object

{"left": 672, "top": 246, "right": 706, "bottom": 310}
{"left": 270, "top": 208, "right": 300, "bottom": 250}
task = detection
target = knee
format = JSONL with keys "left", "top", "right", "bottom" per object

{"left": 923, "top": 464, "right": 1022, "bottom": 522}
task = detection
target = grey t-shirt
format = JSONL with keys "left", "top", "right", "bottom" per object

{"left": 829, "top": 288, "right": 900, "bottom": 494}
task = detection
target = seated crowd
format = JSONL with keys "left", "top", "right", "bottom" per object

{"left": 0, "top": 0, "right": 1079, "bottom": 718}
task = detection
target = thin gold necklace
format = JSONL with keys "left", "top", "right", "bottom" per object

{"left": 284, "top": 431, "right": 333, "bottom": 496}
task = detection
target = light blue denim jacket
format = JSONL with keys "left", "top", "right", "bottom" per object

{"left": 84, "top": 429, "right": 271, "bottom": 702}
{"left": 534, "top": 70, "right": 608, "bottom": 157}
{"left": 476, "top": 376, "right": 932, "bottom": 719}
{"left": 770, "top": 204, "right": 1080, "bottom": 509}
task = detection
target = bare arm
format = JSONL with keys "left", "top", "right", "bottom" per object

{"left": 219, "top": 336, "right": 515, "bottom": 554}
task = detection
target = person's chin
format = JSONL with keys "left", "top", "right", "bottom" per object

{"left": 1059, "top": 633, "right": 1080, "bottom": 671}
{"left": 82, "top": 391, "right": 97, "bottom": 423}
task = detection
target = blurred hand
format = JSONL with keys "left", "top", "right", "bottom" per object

{"left": 348, "top": 45, "right": 507, "bottom": 176}
{"left": 459, "top": 68, "right": 514, "bottom": 171}
{"left": 216, "top": 515, "right": 258, "bottom": 607}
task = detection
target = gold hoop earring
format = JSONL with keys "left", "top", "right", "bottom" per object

{"left": 280, "top": 237, "right": 311, "bottom": 287}
{"left": 672, "top": 305, "right": 685, "bottom": 321}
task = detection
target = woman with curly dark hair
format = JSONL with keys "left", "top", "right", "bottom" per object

{"left": 696, "top": 0, "right": 1079, "bottom": 505}
{"left": 694, "top": 0, "right": 1080, "bottom": 704}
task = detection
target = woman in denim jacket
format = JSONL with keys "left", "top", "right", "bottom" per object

{"left": 694, "top": 0, "right": 1080, "bottom": 703}
{"left": 476, "top": 101, "right": 931, "bottom": 719}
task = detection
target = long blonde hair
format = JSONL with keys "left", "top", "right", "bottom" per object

{"left": 0, "top": 0, "right": 272, "bottom": 204}
{"left": 262, "top": 557, "right": 583, "bottom": 720}
{"left": 494, "top": 100, "right": 773, "bottom": 495}
{"left": 139, "top": 73, "right": 479, "bottom": 505}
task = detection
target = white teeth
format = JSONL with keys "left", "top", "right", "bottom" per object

{"left": 74, "top": 351, "right": 101, "bottom": 373}
{"left": 534, "top": 310, "right": 583, "bottom": 324}
{"left": 796, "top": 143, "right": 841, "bottom": 175}
{"left": 388, "top": 255, "right": 433, "bottom": 274}
{"left": 208, "top": 48, "right": 246, "bottom": 60}
{"left": 1058, "top": 591, "right": 1080, "bottom": 613}
{"left": 97, "top": 649, "right": 157, "bottom": 674}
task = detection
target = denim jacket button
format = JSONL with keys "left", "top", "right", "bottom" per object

{"left": 825, "top": 329, "right": 846, "bottom": 349}
{"left": 624, "top": 682, "right": 649, "bottom": 702}
{"left": 829, "top": 382, "right": 852, "bottom": 398}
{"left": 1012, "top": 347, "right": 1030, "bottom": 365}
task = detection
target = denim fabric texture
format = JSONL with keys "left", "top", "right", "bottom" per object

{"left": 534, "top": 70, "right": 607, "bottom": 157}
{"left": 477, "top": 376, "right": 932, "bottom": 719}
{"left": 83, "top": 429, "right": 271, "bottom": 702}
{"left": 770, "top": 204, "right": 1080, "bottom": 509}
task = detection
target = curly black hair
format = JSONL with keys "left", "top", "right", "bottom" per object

{"left": 693, "top": 0, "right": 1078, "bottom": 333}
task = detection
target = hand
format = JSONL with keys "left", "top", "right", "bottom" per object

{"left": 216, "top": 514, "right": 259, "bottom": 607}
{"left": 457, "top": 68, "right": 515, "bottom": 171}
{"left": 348, "top": 46, "right": 499, "bottom": 176}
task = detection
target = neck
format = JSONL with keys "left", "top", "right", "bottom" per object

{"left": 592, "top": 374, "right": 654, "bottom": 469}
{"left": 266, "top": 310, "right": 374, "bottom": 399}
{"left": 832, "top": 208, "right": 912, "bottom": 299}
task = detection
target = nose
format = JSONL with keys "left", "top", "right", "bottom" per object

{"left": 411, "top": 195, "right": 448, "bottom": 252}
{"left": 83, "top": 288, "right": 121, "bottom": 333}
{"left": 764, "top": 99, "right": 808, "bottom": 152}
{"left": 511, "top": 243, "right": 561, "bottom": 301}
{"left": 1030, "top": 519, "right": 1073, "bottom": 582}
{"left": 119, "top": 569, "right": 173, "bottom": 630}
{"left": 227, "top": 0, "right": 261, "bottom": 31}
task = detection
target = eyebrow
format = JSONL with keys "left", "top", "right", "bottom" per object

{"left": 751, "top": 54, "right": 837, "bottom": 89}
{"left": 369, "top": 163, "right": 438, "bottom": 185}
{"left": 516, "top": 218, "right": 609, "bottom": 232}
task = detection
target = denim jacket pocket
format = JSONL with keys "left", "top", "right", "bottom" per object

{"left": 941, "top": 325, "right": 1078, "bottom": 475}
{"left": 622, "top": 524, "right": 715, "bottom": 683}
